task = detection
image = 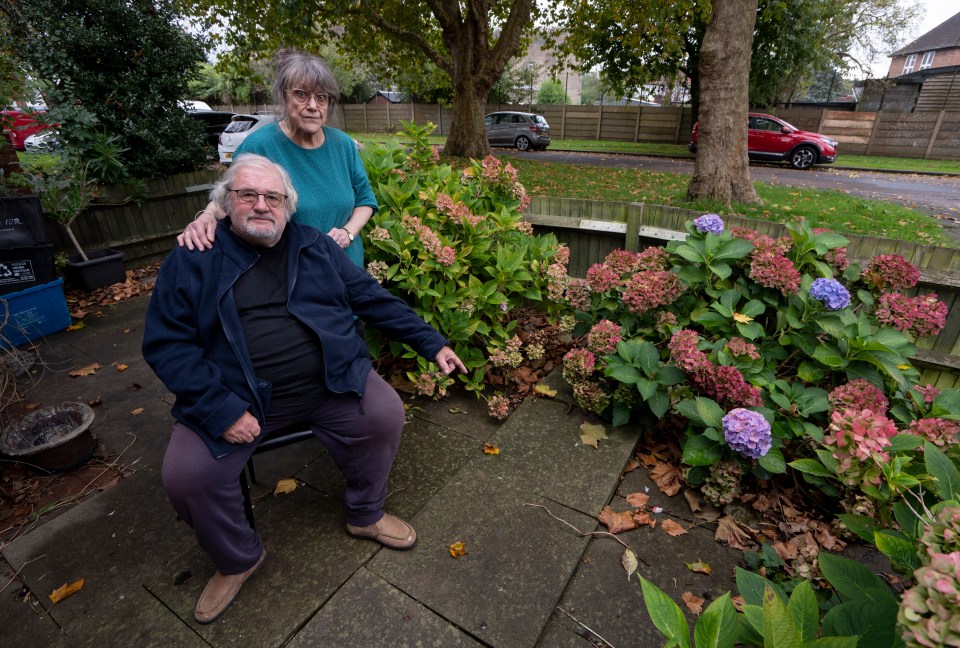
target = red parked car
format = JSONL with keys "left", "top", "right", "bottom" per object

{"left": 2, "top": 107, "right": 51, "bottom": 150}
{"left": 688, "top": 112, "right": 838, "bottom": 170}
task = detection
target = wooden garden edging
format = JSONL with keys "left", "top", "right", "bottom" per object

{"left": 524, "top": 196, "right": 960, "bottom": 389}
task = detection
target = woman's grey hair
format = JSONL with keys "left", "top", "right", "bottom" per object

{"left": 209, "top": 154, "right": 298, "bottom": 219}
{"left": 271, "top": 48, "right": 340, "bottom": 119}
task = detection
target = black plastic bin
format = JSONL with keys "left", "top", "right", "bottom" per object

{"left": 0, "top": 195, "right": 50, "bottom": 249}
{"left": 0, "top": 244, "right": 56, "bottom": 296}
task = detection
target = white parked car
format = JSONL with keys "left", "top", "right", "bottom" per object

{"left": 217, "top": 114, "right": 277, "bottom": 165}
{"left": 24, "top": 129, "right": 60, "bottom": 152}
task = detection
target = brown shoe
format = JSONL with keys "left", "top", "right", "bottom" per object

{"left": 346, "top": 514, "right": 417, "bottom": 550}
{"left": 194, "top": 549, "right": 266, "bottom": 624}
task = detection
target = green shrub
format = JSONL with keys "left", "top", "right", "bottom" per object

{"left": 360, "top": 122, "right": 569, "bottom": 410}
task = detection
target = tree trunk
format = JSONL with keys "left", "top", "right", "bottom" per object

{"left": 445, "top": 82, "right": 491, "bottom": 159}
{"left": 686, "top": 0, "right": 761, "bottom": 207}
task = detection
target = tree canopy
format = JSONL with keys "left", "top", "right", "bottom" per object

{"left": 5, "top": 0, "right": 207, "bottom": 179}
{"left": 178, "top": 0, "right": 539, "bottom": 157}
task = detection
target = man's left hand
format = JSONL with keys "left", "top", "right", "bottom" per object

{"left": 435, "top": 346, "right": 467, "bottom": 376}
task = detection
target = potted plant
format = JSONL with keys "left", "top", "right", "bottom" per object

{"left": 10, "top": 154, "right": 125, "bottom": 291}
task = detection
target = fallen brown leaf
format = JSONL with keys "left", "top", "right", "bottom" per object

{"left": 715, "top": 515, "right": 754, "bottom": 551}
{"left": 683, "top": 490, "right": 702, "bottom": 515}
{"left": 130, "top": 407, "right": 144, "bottom": 415}
{"left": 686, "top": 560, "right": 712, "bottom": 575}
{"left": 682, "top": 591, "right": 704, "bottom": 615}
{"left": 114, "top": 362, "right": 129, "bottom": 372}
{"left": 69, "top": 363, "right": 102, "bottom": 377}
{"left": 579, "top": 422, "right": 608, "bottom": 449}
{"left": 49, "top": 579, "right": 84, "bottom": 604}
{"left": 448, "top": 407, "right": 467, "bottom": 414}
{"left": 598, "top": 506, "right": 639, "bottom": 534}
{"left": 633, "top": 511, "right": 656, "bottom": 528}
{"left": 623, "top": 456, "right": 641, "bottom": 473}
{"left": 121, "top": 327, "right": 132, "bottom": 334}
{"left": 273, "top": 478, "right": 297, "bottom": 495}
{"left": 482, "top": 443, "right": 500, "bottom": 455}
{"left": 648, "top": 461, "right": 682, "bottom": 496}
{"left": 625, "top": 492, "right": 650, "bottom": 508}
{"left": 87, "top": 396, "right": 103, "bottom": 408}
{"left": 662, "top": 519, "right": 688, "bottom": 536}
{"left": 621, "top": 548, "right": 638, "bottom": 580}
{"left": 448, "top": 541, "right": 467, "bottom": 558}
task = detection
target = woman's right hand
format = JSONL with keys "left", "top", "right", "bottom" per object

{"left": 177, "top": 213, "right": 218, "bottom": 251}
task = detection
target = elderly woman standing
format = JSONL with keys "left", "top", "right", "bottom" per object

{"left": 179, "top": 49, "right": 375, "bottom": 266}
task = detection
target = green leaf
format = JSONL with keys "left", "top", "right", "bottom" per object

{"left": 648, "top": 390, "right": 670, "bottom": 418}
{"left": 606, "top": 364, "right": 642, "bottom": 385}
{"left": 639, "top": 576, "right": 691, "bottom": 648}
{"left": 714, "top": 236, "right": 755, "bottom": 261}
{"left": 788, "top": 458, "right": 835, "bottom": 478}
{"left": 740, "top": 299, "right": 765, "bottom": 318}
{"left": 693, "top": 593, "right": 737, "bottom": 648}
{"left": 696, "top": 397, "right": 725, "bottom": 429}
{"left": 735, "top": 567, "right": 786, "bottom": 607}
{"left": 818, "top": 552, "right": 892, "bottom": 603}
{"left": 612, "top": 401, "right": 631, "bottom": 427}
{"left": 675, "top": 398, "right": 705, "bottom": 426}
{"left": 657, "top": 366, "right": 687, "bottom": 386}
{"left": 758, "top": 448, "right": 786, "bottom": 474}
{"left": 796, "top": 361, "right": 826, "bottom": 383}
{"left": 926, "top": 441, "right": 960, "bottom": 501}
{"left": 674, "top": 244, "right": 705, "bottom": 264}
{"left": 886, "top": 433, "right": 922, "bottom": 454}
{"left": 681, "top": 435, "right": 722, "bottom": 466}
{"left": 786, "top": 580, "right": 818, "bottom": 644}
{"left": 813, "top": 343, "right": 848, "bottom": 369}
{"left": 805, "top": 637, "right": 858, "bottom": 648}
{"left": 874, "top": 529, "right": 921, "bottom": 573}
{"left": 709, "top": 262, "right": 732, "bottom": 280}
{"left": 762, "top": 586, "right": 802, "bottom": 648}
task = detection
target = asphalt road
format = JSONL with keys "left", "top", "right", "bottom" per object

{"left": 496, "top": 148, "right": 960, "bottom": 245}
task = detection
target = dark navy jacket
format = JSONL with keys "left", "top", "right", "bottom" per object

{"left": 142, "top": 218, "right": 448, "bottom": 458}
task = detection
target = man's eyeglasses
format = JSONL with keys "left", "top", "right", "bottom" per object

{"left": 286, "top": 88, "right": 330, "bottom": 106}
{"left": 229, "top": 188, "right": 286, "bottom": 209}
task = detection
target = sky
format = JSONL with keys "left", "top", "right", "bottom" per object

{"left": 869, "top": 0, "right": 959, "bottom": 76}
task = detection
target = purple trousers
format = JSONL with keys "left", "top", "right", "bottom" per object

{"left": 161, "top": 369, "right": 404, "bottom": 574}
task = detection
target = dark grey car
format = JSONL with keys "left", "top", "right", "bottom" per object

{"left": 484, "top": 111, "right": 551, "bottom": 151}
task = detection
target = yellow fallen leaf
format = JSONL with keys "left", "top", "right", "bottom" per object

{"left": 621, "top": 548, "right": 638, "bottom": 580}
{"left": 662, "top": 519, "right": 688, "bottom": 536}
{"left": 482, "top": 443, "right": 500, "bottom": 455}
{"left": 49, "top": 579, "right": 85, "bottom": 604}
{"left": 114, "top": 362, "right": 129, "bottom": 372}
{"left": 448, "top": 407, "right": 468, "bottom": 414}
{"left": 66, "top": 322, "right": 85, "bottom": 332}
{"left": 273, "top": 478, "right": 298, "bottom": 496}
{"left": 732, "top": 312, "right": 752, "bottom": 323}
{"left": 69, "top": 363, "right": 102, "bottom": 377}
{"left": 533, "top": 384, "right": 557, "bottom": 397}
{"left": 448, "top": 541, "right": 467, "bottom": 558}
{"left": 130, "top": 407, "right": 144, "bottom": 415}
{"left": 686, "top": 560, "right": 712, "bottom": 575}
{"left": 579, "top": 422, "right": 608, "bottom": 449}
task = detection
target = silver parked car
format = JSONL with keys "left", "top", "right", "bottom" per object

{"left": 484, "top": 111, "right": 551, "bottom": 151}
{"left": 218, "top": 114, "right": 277, "bottom": 165}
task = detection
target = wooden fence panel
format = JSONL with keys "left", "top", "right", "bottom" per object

{"left": 868, "top": 112, "right": 943, "bottom": 158}
{"left": 930, "top": 113, "right": 960, "bottom": 160}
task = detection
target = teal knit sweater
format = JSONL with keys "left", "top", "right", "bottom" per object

{"left": 235, "top": 123, "right": 377, "bottom": 266}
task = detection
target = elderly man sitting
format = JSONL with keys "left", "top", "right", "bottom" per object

{"left": 142, "top": 154, "right": 465, "bottom": 624}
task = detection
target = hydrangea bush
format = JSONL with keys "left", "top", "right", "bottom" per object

{"left": 559, "top": 214, "right": 959, "bottom": 505}
{"left": 360, "top": 121, "right": 568, "bottom": 401}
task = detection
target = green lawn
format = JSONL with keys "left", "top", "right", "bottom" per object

{"left": 352, "top": 131, "right": 956, "bottom": 247}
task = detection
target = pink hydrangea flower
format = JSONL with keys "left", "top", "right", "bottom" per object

{"left": 914, "top": 384, "right": 941, "bottom": 405}
{"left": 727, "top": 337, "right": 760, "bottom": 360}
{"left": 824, "top": 408, "right": 898, "bottom": 483}
{"left": 908, "top": 418, "right": 960, "bottom": 447}
{"left": 828, "top": 379, "right": 889, "bottom": 416}
{"left": 586, "top": 263, "right": 623, "bottom": 293}
{"left": 587, "top": 320, "right": 623, "bottom": 355}
{"left": 603, "top": 249, "right": 639, "bottom": 275}
{"left": 487, "top": 394, "right": 511, "bottom": 420}
{"left": 562, "top": 348, "right": 596, "bottom": 381}
{"left": 875, "top": 292, "right": 947, "bottom": 338}
{"left": 635, "top": 245, "right": 671, "bottom": 271}
{"left": 621, "top": 271, "right": 686, "bottom": 315}
{"left": 564, "top": 278, "right": 592, "bottom": 311}
{"left": 864, "top": 254, "right": 921, "bottom": 291}
{"left": 749, "top": 253, "right": 801, "bottom": 295}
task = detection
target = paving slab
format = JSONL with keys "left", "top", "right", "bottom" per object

{"left": 288, "top": 567, "right": 485, "bottom": 648}
{"left": 537, "top": 461, "right": 745, "bottom": 648}
{"left": 0, "top": 578, "right": 69, "bottom": 648}
{"left": 368, "top": 394, "right": 639, "bottom": 648}
{"left": 145, "top": 482, "right": 378, "bottom": 647}
{"left": 297, "top": 413, "right": 481, "bottom": 521}
{"left": 405, "top": 388, "right": 502, "bottom": 443}
{"left": 1, "top": 470, "right": 200, "bottom": 645}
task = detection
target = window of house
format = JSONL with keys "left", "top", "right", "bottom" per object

{"left": 920, "top": 51, "right": 935, "bottom": 70}
{"left": 903, "top": 53, "right": 917, "bottom": 74}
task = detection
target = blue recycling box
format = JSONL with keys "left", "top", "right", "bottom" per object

{"left": 0, "top": 278, "right": 72, "bottom": 348}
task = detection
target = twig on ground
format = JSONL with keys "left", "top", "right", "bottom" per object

{"left": 555, "top": 605, "right": 617, "bottom": 648}
{"left": 523, "top": 502, "right": 650, "bottom": 566}
{"left": 0, "top": 553, "right": 47, "bottom": 594}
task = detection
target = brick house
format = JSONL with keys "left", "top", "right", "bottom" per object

{"left": 860, "top": 10, "right": 960, "bottom": 112}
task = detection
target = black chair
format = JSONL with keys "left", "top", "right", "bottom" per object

{"left": 239, "top": 425, "right": 316, "bottom": 530}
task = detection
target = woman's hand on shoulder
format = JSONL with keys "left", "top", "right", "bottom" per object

{"left": 177, "top": 213, "right": 218, "bottom": 251}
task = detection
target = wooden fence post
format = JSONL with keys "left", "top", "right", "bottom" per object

{"left": 560, "top": 104, "right": 566, "bottom": 140}
{"left": 818, "top": 108, "right": 828, "bottom": 133}
{"left": 363, "top": 104, "right": 368, "bottom": 132}
{"left": 673, "top": 108, "right": 684, "bottom": 144}
{"left": 864, "top": 112, "right": 881, "bottom": 156}
{"left": 924, "top": 111, "right": 946, "bottom": 159}
{"left": 386, "top": 102, "right": 391, "bottom": 131}
{"left": 596, "top": 104, "right": 604, "bottom": 139}
{"left": 634, "top": 107, "right": 642, "bottom": 142}
{"left": 438, "top": 104, "right": 443, "bottom": 135}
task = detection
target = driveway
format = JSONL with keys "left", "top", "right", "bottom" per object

{"left": 497, "top": 149, "right": 960, "bottom": 244}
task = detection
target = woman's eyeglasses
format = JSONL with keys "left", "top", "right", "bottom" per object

{"left": 229, "top": 188, "right": 286, "bottom": 209}
{"left": 286, "top": 89, "right": 330, "bottom": 106}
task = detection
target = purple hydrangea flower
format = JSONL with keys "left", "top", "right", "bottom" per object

{"left": 809, "top": 278, "right": 850, "bottom": 310}
{"left": 722, "top": 408, "right": 772, "bottom": 459}
{"left": 694, "top": 213, "right": 724, "bottom": 235}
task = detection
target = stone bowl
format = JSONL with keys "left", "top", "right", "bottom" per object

{"left": 0, "top": 402, "right": 97, "bottom": 473}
